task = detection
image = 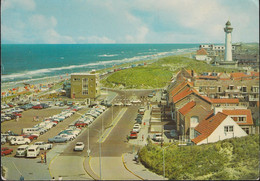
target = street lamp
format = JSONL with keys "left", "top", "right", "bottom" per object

{"left": 162, "top": 144, "right": 173, "bottom": 180}
{"left": 92, "top": 128, "right": 102, "bottom": 180}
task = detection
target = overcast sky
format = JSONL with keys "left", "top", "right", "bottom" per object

{"left": 1, "top": 0, "right": 259, "bottom": 44}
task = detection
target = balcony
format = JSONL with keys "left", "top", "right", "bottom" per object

{"left": 249, "top": 97, "right": 259, "bottom": 101}
{"left": 225, "top": 89, "right": 240, "bottom": 93}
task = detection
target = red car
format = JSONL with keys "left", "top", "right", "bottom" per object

{"left": 1, "top": 147, "right": 13, "bottom": 156}
{"left": 32, "top": 104, "right": 43, "bottom": 109}
{"left": 7, "top": 103, "right": 15, "bottom": 108}
{"left": 75, "top": 121, "right": 87, "bottom": 127}
{"left": 130, "top": 131, "right": 138, "bottom": 139}
{"left": 13, "top": 112, "right": 22, "bottom": 118}
{"left": 21, "top": 134, "right": 38, "bottom": 141}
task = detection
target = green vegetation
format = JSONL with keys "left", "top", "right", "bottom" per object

{"left": 101, "top": 55, "right": 238, "bottom": 89}
{"left": 139, "top": 135, "right": 259, "bottom": 180}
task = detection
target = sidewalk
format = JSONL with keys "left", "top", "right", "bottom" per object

{"left": 128, "top": 107, "right": 152, "bottom": 147}
{"left": 123, "top": 152, "right": 165, "bottom": 180}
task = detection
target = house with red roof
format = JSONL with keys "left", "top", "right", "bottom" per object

{"left": 222, "top": 109, "right": 254, "bottom": 134}
{"left": 192, "top": 109, "right": 247, "bottom": 145}
{"left": 211, "top": 98, "right": 240, "bottom": 107}
{"left": 177, "top": 101, "right": 212, "bottom": 139}
{"left": 195, "top": 48, "right": 211, "bottom": 62}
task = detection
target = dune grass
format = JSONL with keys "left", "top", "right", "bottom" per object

{"left": 101, "top": 55, "right": 238, "bottom": 89}
{"left": 139, "top": 135, "right": 259, "bottom": 180}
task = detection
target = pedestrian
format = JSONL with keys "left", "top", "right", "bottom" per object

{"left": 126, "top": 135, "right": 129, "bottom": 142}
{"left": 19, "top": 175, "right": 24, "bottom": 181}
{"left": 44, "top": 151, "right": 47, "bottom": 164}
{"left": 58, "top": 176, "right": 63, "bottom": 180}
{"left": 142, "top": 135, "right": 144, "bottom": 141}
{"left": 41, "top": 153, "right": 44, "bottom": 164}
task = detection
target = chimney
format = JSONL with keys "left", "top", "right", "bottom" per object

{"left": 214, "top": 107, "right": 223, "bottom": 115}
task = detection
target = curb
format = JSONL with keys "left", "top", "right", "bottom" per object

{"left": 48, "top": 153, "right": 59, "bottom": 178}
{"left": 121, "top": 154, "right": 144, "bottom": 180}
{"left": 83, "top": 156, "right": 97, "bottom": 180}
{"left": 89, "top": 156, "right": 100, "bottom": 180}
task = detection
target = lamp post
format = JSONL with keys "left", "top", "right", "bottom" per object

{"left": 92, "top": 128, "right": 102, "bottom": 180}
{"left": 162, "top": 144, "right": 173, "bottom": 180}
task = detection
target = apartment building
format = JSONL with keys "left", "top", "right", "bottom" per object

{"left": 70, "top": 70, "right": 100, "bottom": 100}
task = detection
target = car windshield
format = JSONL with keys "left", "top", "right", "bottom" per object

{"left": 17, "top": 148, "right": 25, "bottom": 151}
{"left": 76, "top": 143, "right": 82, "bottom": 146}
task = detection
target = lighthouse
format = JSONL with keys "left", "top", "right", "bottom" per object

{"left": 224, "top": 20, "right": 233, "bottom": 61}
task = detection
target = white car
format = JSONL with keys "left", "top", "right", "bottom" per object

{"left": 10, "top": 137, "right": 31, "bottom": 145}
{"left": 74, "top": 142, "right": 85, "bottom": 151}
{"left": 133, "top": 124, "right": 141, "bottom": 133}
{"left": 114, "top": 102, "right": 123, "bottom": 106}
{"left": 131, "top": 100, "right": 141, "bottom": 103}
{"left": 60, "top": 134, "right": 75, "bottom": 141}
{"left": 34, "top": 141, "right": 53, "bottom": 150}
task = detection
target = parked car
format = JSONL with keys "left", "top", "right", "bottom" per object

{"left": 135, "top": 118, "right": 142, "bottom": 124}
{"left": 16, "top": 145, "right": 29, "bottom": 157}
{"left": 10, "top": 136, "right": 31, "bottom": 145}
{"left": 67, "top": 101, "right": 74, "bottom": 106}
{"left": 32, "top": 104, "right": 43, "bottom": 109}
{"left": 114, "top": 102, "right": 123, "bottom": 106}
{"left": 148, "top": 93, "right": 154, "bottom": 98}
{"left": 1, "top": 136, "right": 6, "bottom": 145}
{"left": 20, "top": 104, "right": 34, "bottom": 110}
{"left": 75, "top": 121, "right": 88, "bottom": 127}
{"left": 138, "top": 107, "right": 146, "bottom": 115}
{"left": 34, "top": 141, "right": 53, "bottom": 150}
{"left": 12, "top": 112, "right": 22, "bottom": 118}
{"left": 60, "top": 134, "right": 75, "bottom": 141}
{"left": 124, "top": 102, "right": 132, "bottom": 106}
{"left": 7, "top": 103, "right": 16, "bottom": 108}
{"left": 1, "top": 147, "right": 13, "bottom": 156}
{"left": 131, "top": 99, "right": 141, "bottom": 103}
{"left": 48, "top": 136, "right": 67, "bottom": 143}
{"left": 21, "top": 134, "right": 38, "bottom": 141}
{"left": 26, "top": 145, "right": 40, "bottom": 158}
{"left": 74, "top": 142, "right": 85, "bottom": 151}
{"left": 152, "top": 133, "right": 164, "bottom": 142}
{"left": 129, "top": 131, "right": 138, "bottom": 139}
{"left": 133, "top": 124, "right": 141, "bottom": 133}
{"left": 4, "top": 113, "right": 16, "bottom": 120}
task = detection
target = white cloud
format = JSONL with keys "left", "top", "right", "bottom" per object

{"left": 1, "top": 25, "right": 27, "bottom": 43}
{"left": 2, "top": 0, "right": 36, "bottom": 11}
{"left": 77, "top": 36, "right": 115, "bottom": 44}
{"left": 43, "top": 29, "right": 75, "bottom": 44}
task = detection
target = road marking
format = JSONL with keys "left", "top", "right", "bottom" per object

{"left": 88, "top": 156, "right": 100, "bottom": 180}
{"left": 98, "top": 108, "right": 127, "bottom": 143}
{"left": 121, "top": 154, "right": 144, "bottom": 180}
{"left": 12, "top": 161, "right": 22, "bottom": 175}
{"left": 48, "top": 153, "right": 59, "bottom": 178}
{"left": 83, "top": 156, "right": 97, "bottom": 180}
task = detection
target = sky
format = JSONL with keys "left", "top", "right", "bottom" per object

{"left": 1, "top": 0, "right": 259, "bottom": 44}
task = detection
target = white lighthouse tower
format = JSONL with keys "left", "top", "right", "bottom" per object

{"left": 224, "top": 20, "right": 233, "bottom": 61}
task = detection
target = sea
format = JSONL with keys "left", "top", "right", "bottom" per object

{"left": 1, "top": 44, "right": 199, "bottom": 90}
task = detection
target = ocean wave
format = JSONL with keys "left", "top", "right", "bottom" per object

{"left": 2, "top": 47, "right": 196, "bottom": 82}
{"left": 98, "top": 54, "right": 118, "bottom": 57}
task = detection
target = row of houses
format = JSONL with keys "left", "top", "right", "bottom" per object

{"left": 165, "top": 68, "right": 259, "bottom": 145}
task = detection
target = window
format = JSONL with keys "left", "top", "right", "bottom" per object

{"left": 73, "top": 78, "right": 80, "bottom": 81}
{"left": 252, "top": 86, "right": 259, "bottom": 93}
{"left": 224, "top": 126, "right": 234, "bottom": 133}
{"left": 238, "top": 117, "right": 246, "bottom": 122}
{"left": 218, "top": 87, "right": 221, "bottom": 92}
{"left": 242, "top": 128, "right": 249, "bottom": 134}
{"left": 242, "top": 86, "right": 247, "bottom": 92}
{"left": 82, "top": 90, "right": 88, "bottom": 95}
{"left": 229, "top": 85, "right": 234, "bottom": 90}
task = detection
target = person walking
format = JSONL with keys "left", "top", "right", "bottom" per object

{"left": 19, "top": 175, "right": 24, "bottom": 181}
{"left": 142, "top": 135, "right": 144, "bottom": 141}
{"left": 41, "top": 153, "right": 44, "bottom": 164}
{"left": 44, "top": 151, "right": 47, "bottom": 164}
{"left": 126, "top": 135, "right": 129, "bottom": 142}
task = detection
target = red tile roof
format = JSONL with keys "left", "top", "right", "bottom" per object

{"left": 197, "top": 48, "right": 207, "bottom": 55}
{"left": 179, "top": 101, "right": 196, "bottom": 115}
{"left": 211, "top": 98, "right": 239, "bottom": 104}
{"left": 192, "top": 112, "right": 228, "bottom": 144}
{"left": 171, "top": 81, "right": 193, "bottom": 97}
{"left": 173, "top": 87, "right": 193, "bottom": 103}
{"left": 230, "top": 72, "right": 250, "bottom": 79}
{"left": 250, "top": 71, "right": 259, "bottom": 77}
{"left": 172, "top": 87, "right": 212, "bottom": 104}
{"left": 222, "top": 109, "right": 253, "bottom": 125}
